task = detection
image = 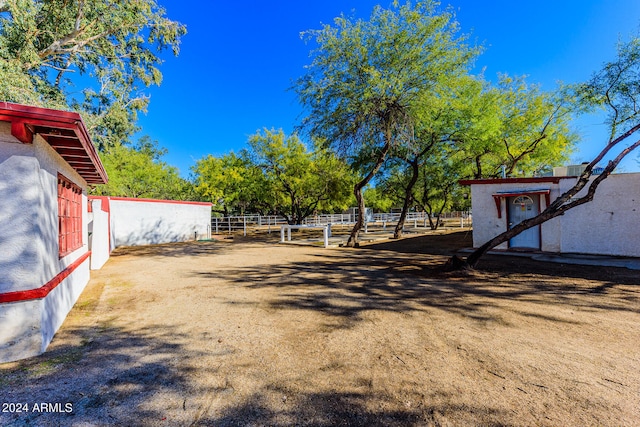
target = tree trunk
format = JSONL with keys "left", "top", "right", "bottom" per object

{"left": 346, "top": 141, "right": 392, "bottom": 247}
{"left": 393, "top": 158, "right": 419, "bottom": 239}
{"left": 461, "top": 137, "right": 640, "bottom": 269}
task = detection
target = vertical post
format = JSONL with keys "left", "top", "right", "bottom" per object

{"left": 280, "top": 226, "right": 285, "bottom": 243}
{"left": 215, "top": 218, "right": 219, "bottom": 234}
{"left": 228, "top": 216, "right": 231, "bottom": 234}
{"left": 323, "top": 225, "right": 329, "bottom": 248}
{"left": 243, "top": 215, "right": 247, "bottom": 236}
{"left": 287, "top": 226, "right": 292, "bottom": 242}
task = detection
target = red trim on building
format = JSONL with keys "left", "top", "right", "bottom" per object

{"left": 491, "top": 189, "right": 551, "bottom": 218}
{"left": 106, "top": 196, "right": 212, "bottom": 206}
{"left": 88, "top": 196, "right": 112, "bottom": 252}
{"left": 459, "top": 177, "right": 570, "bottom": 186}
{"left": 0, "top": 252, "right": 91, "bottom": 303}
{"left": 0, "top": 102, "right": 107, "bottom": 184}
{"left": 88, "top": 196, "right": 112, "bottom": 212}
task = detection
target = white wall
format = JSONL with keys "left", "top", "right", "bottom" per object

{"left": 469, "top": 173, "right": 640, "bottom": 257}
{"left": 109, "top": 198, "right": 211, "bottom": 247}
{"left": 0, "top": 121, "right": 92, "bottom": 362}
{"left": 89, "top": 199, "right": 110, "bottom": 270}
{"left": 469, "top": 180, "right": 568, "bottom": 250}
{"left": 559, "top": 173, "right": 640, "bottom": 257}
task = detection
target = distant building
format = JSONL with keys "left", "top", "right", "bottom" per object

{"left": 460, "top": 172, "right": 640, "bottom": 257}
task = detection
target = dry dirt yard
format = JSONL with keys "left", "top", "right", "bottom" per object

{"left": 1, "top": 230, "right": 639, "bottom": 426}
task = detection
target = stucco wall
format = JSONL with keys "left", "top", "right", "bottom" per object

{"left": 469, "top": 180, "right": 567, "bottom": 250}
{"left": 109, "top": 198, "right": 212, "bottom": 247}
{"left": 89, "top": 199, "right": 110, "bottom": 270}
{"left": 559, "top": 173, "right": 640, "bottom": 257}
{"left": 0, "top": 123, "right": 89, "bottom": 293}
{"left": 469, "top": 173, "right": 640, "bottom": 257}
{"left": 0, "top": 120, "right": 93, "bottom": 362}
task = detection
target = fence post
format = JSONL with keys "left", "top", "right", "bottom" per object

{"left": 323, "top": 225, "right": 329, "bottom": 248}
{"left": 228, "top": 216, "right": 231, "bottom": 234}
{"left": 243, "top": 216, "right": 247, "bottom": 236}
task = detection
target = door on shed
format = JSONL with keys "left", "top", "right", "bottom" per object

{"left": 507, "top": 195, "right": 540, "bottom": 249}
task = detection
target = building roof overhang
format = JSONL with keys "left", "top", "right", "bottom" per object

{"left": 459, "top": 177, "right": 568, "bottom": 186}
{"left": 0, "top": 102, "right": 107, "bottom": 184}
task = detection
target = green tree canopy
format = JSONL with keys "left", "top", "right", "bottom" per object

{"left": 0, "top": 0, "right": 185, "bottom": 149}
{"left": 295, "top": 0, "right": 479, "bottom": 245}
{"left": 247, "top": 128, "right": 354, "bottom": 224}
{"left": 192, "top": 150, "right": 260, "bottom": 216}
{"left": 92, "top": 137, "right": 192, "bottom": 200}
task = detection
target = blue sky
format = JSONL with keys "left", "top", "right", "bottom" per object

{"left": 136, "top": 1, "right": 640, "bottom": 177}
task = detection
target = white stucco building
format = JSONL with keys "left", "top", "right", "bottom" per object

{"left": 461, "top": 173, "right": 640, "bottom": 257}
{"left": 89, "top": 196, "right": 212, "bottom": 250}
{"left": 0, "top": 102, "right": 107, "bottom": 363}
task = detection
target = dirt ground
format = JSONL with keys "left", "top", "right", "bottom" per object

{"left": 1, "top": 230, "right": 639, "bottom": 426}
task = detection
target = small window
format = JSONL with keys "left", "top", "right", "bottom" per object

{"left": 512, "top": 195, "right": 534, "bottom": 205}
{"left": 58, "top": 174, "right": 82, "bottom": 257}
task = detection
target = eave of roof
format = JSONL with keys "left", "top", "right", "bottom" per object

{"left": 0, "top": 102, "right": 108, "bottom": 184}
{"left": 459, "top": 177, "right": 572, "bottom": 186}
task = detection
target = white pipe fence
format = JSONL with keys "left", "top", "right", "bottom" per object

{"left": 212, "top": 211, "right": 471, "bottom": 236}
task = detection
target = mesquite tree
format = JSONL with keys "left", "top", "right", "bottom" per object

{"left": 295, "top": 1, "right": 478, "bottom": 246}
{"left": 463, "top": 36, "right": 640, "bottom": 268}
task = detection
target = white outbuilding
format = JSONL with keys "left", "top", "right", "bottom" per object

{"left": 0, "top": 102, "right": 107, "bottom": 363}
{"left": 461, "top": 173, "right": 640, "bottom": 257}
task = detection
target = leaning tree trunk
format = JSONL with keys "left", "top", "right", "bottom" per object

{"left": 393, "top": 158, "right": 419, "bottom": 239}
{"left": 460, "top": 137, "right": 640, "bottom": 269}
{"left": 346, "top": 141, "right": 392, "bottom": 247}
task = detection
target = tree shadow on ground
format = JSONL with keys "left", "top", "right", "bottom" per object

{"left": 0, "top": 322, "right": 218, "bottom": 426}
{"left": 204, "top": 389, "right": 506, "bottom": 426}
{"left": 196, "top": 237, "right": 639, "bottom": 331}
{"left": 110, "top": 239, "right": 229, "bottom": 258}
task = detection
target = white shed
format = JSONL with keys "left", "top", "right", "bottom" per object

{"left": 0, "top": 102, "right": 107, "bottom": 363}
{"left": 461, "top": 173, "right": 640, "bottom": 257}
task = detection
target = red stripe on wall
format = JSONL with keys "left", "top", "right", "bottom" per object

{"left": 106, "top": 196, "right": 212, "bottom": 206}
{"left": 0, "top": 252, "right": 91, "bottom": 303}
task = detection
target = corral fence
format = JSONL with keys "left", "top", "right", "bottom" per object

{"left": 212, "top": 211, "right": 471, "bottom": 236}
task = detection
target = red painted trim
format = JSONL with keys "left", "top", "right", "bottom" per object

{"left": 0, "top": 252, "right": 91, "bottom": 303}
{"left": 10, "top": 119, "right": 33, "bottom": 144}
{"left": 88, "top": 196, "right": 112, "bottom": 252}
{"left": 492, "top": 190, "right": 550, "bottom": 218}
{"left": 88, "top": 196, "right": 112, "bottom": 212}
{"left": 493, "top": 196, "right": 503, "bottom": 218}
{"left": 459, "top": 177, "right": 569, "bottom": 186}
{"left": 492, "top": 189, "right": 550, "bottom": 198}
{"left": 106, "top": 196, "right": 212, "bottom": 206}
{"left": 0, "top": 102, "right": 107, "bottom": 184}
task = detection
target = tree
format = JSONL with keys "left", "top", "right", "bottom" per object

{"left": 296, "top": 1, "right": 478, "bottom": 246}
{"left": 247, "top": 128, "right": 354, "bottom": 224}
{"left": 462, "top": 36, "right": 640, "bottom": 269}
{"left": 483, "top": 75, "right": 577, "bottom": 178}
{"left": 92, "top": 136, "right": 192, "bottom": 200}
{"left": 192, "top": 151, "right": 259, "bottom": 216}
{"left": 0, "top": 0, "right": 185, "bottom": 149}
{"left": 362, "top": 185, "right": 396, "bottom": 213}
